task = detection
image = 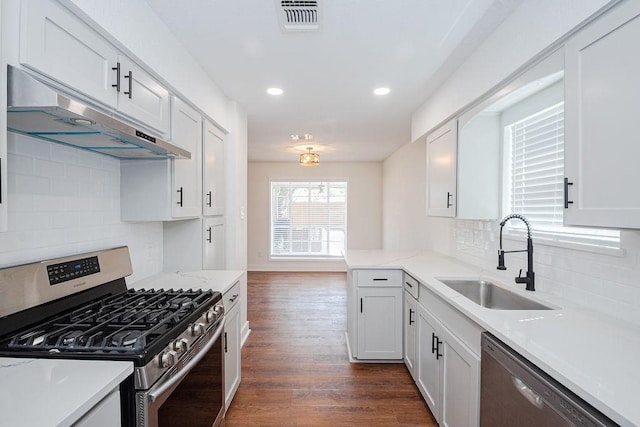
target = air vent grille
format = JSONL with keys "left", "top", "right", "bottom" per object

{"left": 278, "top": 0, "right": 320, "bottom": 32}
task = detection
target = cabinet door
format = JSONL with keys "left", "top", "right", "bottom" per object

{"left": 224, "top": 303, "right": 241, "bottom": 410}
{"left": 426, "top": 120, "right": 457, "bottom": 217}
{"left": 172, "top": 98, "right": 202, "bottom": 218}
{"left": 117, "top": 56, "right": 171, "bottom": 136}
{"left": 203, "top": 217, "right": 225, "bottom": 270}
{"left": 356, "top": 287, "right": 403, "bottom": 360}
{"left": 416, "top": 302, "right": 441, "bottom": 422}
{"left": 19, "top": 0, "right": 119, "bottom": 107}
{"left": 203, "top": 120, "right": 225, "bottom": 216}
{"left": 404, "top": 292, "right": 417, "bottom": 379}
{"left": 564, "top": 1, "right": 640, "bottom": 228}
{"left": 440, "top": 326, "right": 480, "bottom": 427}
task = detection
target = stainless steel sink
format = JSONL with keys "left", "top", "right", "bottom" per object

{"left": 438, "top": 279, "right": 553, "bottom": 310}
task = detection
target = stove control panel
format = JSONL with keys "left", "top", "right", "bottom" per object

{"left": 47, "top": 256, "right": 101, "bottom": 286}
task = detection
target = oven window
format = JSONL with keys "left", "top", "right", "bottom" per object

{"left": 158, "top": 337, "right": 224, "bottom": 427}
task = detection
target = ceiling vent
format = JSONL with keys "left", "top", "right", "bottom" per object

{"left": 277, "top": 0, "right": 320, "bottom": 32}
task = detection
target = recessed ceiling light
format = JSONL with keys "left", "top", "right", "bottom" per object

{"left": 267, "top": 87, "right": 284, "bottom": 95}
{"left": 291, "top": 134, "right": 313, "bottom": 141}
{"left": 374, "top": 87, "right": 390, "bottom": 96}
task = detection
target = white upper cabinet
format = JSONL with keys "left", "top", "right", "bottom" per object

{"left": 19, "top": 0, "right": 118, "bottom": 108}
{"left": 564, "top": 0, "right": 640, "bottom": 229}
{"left": 171, "top": 98, "right": 202, "bottom": 218}
{"left": 116, "top": 56, "right": 170, "bottom": 136}
{"left": 426, "top": 120, "right": 457, "bottom": 217}
{"left": 120, "top": 98, "right": 201, "bottom": 221}
{"left": 203, "top": 120, "right": 225, "bottom": 216}
{"left": 19, "top": 0, "right": 170, "bottom": 137}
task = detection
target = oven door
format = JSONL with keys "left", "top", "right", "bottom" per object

{"left": 137, "top": 318, "right": 225, "bottom": 427}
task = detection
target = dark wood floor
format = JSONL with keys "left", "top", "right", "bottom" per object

{"left": 225, "top": 271, "right": 437, "bottom": 426}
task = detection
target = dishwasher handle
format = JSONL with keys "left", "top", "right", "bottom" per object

{"left": 512, "top": 376, "right": 544, "bottom": 409}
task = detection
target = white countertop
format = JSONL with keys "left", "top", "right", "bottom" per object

{"left": 129, "top": 270, "right": 244, "bottom": 294}
{"left": 0, "top": 358, "right": 132, "bottom": 427}
{"left": 344, "top": 250, "right": 640, "bottom": 427}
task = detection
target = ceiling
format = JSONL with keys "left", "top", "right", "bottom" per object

{"left": 145, "top": 0, "right": 522, "bottom": 162}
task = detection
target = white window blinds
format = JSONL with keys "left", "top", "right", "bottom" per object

{"left": 505, "top": 102, "right": 619, "bottom": 246}
{"left": 271, "top": 181, "right": 347, "bottom": 258}
{"left": 508, "top": 102, "right": 565, "bottom": 228}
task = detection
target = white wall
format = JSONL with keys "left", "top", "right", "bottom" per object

{"left": 386, "top": 0, "right": 640, "bottom": 326}
{"left": 0, "top": 133, "right": 163, "bottom": 282}
{"left": 248, "top": 162, "right": 383, "bottom": 271}
{"left": 411, "top": 0, "right": 611, "bottom": 141}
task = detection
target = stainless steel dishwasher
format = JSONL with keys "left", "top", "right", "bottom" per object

{"left": 480, "top": 333, "right": 617, "bottom": 427}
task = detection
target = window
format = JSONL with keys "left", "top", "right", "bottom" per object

{"left": 503, "top": 101, "right": 619, "bottom": 248}
{"left": 270, "top": 181, "right": 347, "bottom": 258}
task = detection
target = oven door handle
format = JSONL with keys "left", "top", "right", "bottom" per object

{"left": 149, "top": 317, "right": 225, "bottom": 403}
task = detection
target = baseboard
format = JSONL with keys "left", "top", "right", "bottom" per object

{"left": 344, "top": 331, "right": 404, "bottom": 364}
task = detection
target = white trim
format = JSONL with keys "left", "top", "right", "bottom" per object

{"left": 503, "top": 232, "right": 624, "bottom": 257}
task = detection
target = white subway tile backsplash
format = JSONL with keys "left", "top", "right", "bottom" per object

{"left": 15, "top": 175, "right": 50, "bottom": 195}
{"left": 0, "top": 135, "right": 163, "bottom": 281}
{"left": 451, "top": 219, "right": 640, "bottom": 326}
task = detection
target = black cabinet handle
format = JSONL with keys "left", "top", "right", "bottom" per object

{"left": 436, "top": 338, "right": 443, "bottom": 360}
{"left": 123, "top": 70, "right": 132, "bottom": 98}
{"left": 206, "top": 191, "right": 212, "bottom": 207}
{"left": 564, "top": 177, "right": 574, "bottom": 208}
{"left": 431, "top": 333, "right": 437, "bottom": 354}
{"left": 360, "top": 298, "right": 363, "bottom": 313}
{"left": 372, "top": 278, "right": 388, "bottom": 281}
{"left": 409, "top": 308, "right": 414, "bottom": 325}
{"left": 224, "top": 332, "right": 228, "bottom": 353}
{"left": 405, "top": 281, "right": 413, "bottom": 288}
{"left": 176, "top": 187, "right": 183, "bottom": 207}
{"left": 446, "top": 192, "right": 453, "bottom": 208}
{"left": 206, "top": 226, "right": 212, "bottom": 243}
{"left": 111, "top": 62, "right": 120, "bottom": 92}
{"left": 229, "top": 294, "right": 239, "bottom": 303}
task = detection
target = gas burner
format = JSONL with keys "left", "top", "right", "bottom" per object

{"left": 170, "top": 297, "right": 195, "bottom": 310}
{"left": 111, "top": 330, "right": 143, "bottom": 348}
{"left": 61, "top": 330, "right": 85, "bottom": 346}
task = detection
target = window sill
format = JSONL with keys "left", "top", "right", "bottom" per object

{"left": 503, "top": 233, "right": 625, "bottom": 257}
{"left": 269, "top": 256, "right": 344, "bottom": 262}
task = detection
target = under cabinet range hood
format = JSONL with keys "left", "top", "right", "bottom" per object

{"left": 6, "top": 66, "right": 190, "bottom": 160}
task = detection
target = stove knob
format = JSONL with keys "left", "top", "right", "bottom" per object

{"left": 214, "top": 304, "right": 224, "bottom": 317}
{"left": 205, "top": 308, "right": 217, "bottom": 323}
{"left": 190, "top": 322, "right": 205, "bottom": 337}
{"left": 171, "top": 338, "right": 188, "bottom": 354}
{"left": 159, "top": 350, "right": 178, "bottom": 368}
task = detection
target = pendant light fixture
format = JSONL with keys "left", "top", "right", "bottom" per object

{"left": 300, "top": 146, "right": 320, "bottom": 166}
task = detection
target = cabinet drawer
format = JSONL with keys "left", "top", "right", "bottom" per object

{"left": 403, "top": 273, "right": 419, "bottom": 299}
{"left": 223, "top": 281, "right": 241, "bottom": 311}
{"left": 354, "top": 269, "right": 402, "bottom": 287}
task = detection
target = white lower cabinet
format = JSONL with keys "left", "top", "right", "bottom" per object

{"left": 347, "top": 269, "right": 403, "bottom": 360}
{"left": 73, "top": 388, "right": 120, "bottom": 427}
{"left": 416, "top": 287, "right": 481, "bottom": 427}
{"left": 357, "top": 286, "right": 403, "bottom": 360}
{"left": 223, "top": 281, "right": 241, "bottom": 410}
{"left": 404, "top": 289, "right": 418, "bottom": 379}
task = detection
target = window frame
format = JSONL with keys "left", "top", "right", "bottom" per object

{"left": 269, "top": 179, "right": 348, "bottom": 260}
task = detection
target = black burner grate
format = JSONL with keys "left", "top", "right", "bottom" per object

{"left": 6, "top": 288, "right": 214, "bottom": 354}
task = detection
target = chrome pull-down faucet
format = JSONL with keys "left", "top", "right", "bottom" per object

{"left": 497, "top": 213, "right": 535, "bottom": 291}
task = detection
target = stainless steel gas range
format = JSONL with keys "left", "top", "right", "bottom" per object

{"left": 0, "top": 246, "right": 225, "bottom": 427}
